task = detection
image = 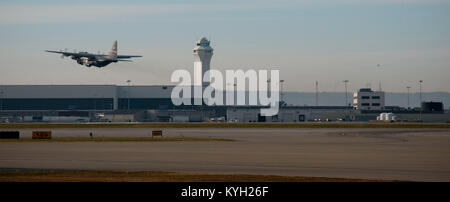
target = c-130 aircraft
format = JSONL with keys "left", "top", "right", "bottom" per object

{"left": 45, "top": 41, "right": 142, "bottom": 68}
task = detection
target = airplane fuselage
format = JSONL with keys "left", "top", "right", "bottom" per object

{"left": 73, "top": 56, "right": 116, "bottom": 67}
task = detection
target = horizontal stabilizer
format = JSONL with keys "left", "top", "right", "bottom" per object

{"left": 117, "top": 55, "right": 142, "bottom": 58}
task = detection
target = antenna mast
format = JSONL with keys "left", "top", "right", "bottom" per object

{"left": 315, "top": 81, "right": 319, "bottom": 106}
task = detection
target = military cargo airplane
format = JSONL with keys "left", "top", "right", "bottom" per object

{"left": 45, "top": 41, "right": 142, "bottom": 68}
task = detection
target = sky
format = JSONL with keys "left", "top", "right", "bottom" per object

{"left": 0, "top": 0, "right": 449, "bottom": 93}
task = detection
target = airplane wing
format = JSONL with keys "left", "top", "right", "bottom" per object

{"left": 117, "top": 55, "right": 142, "bottom": 59}
{"left": 45, "top": 50, "right": 102, "bottom": 58}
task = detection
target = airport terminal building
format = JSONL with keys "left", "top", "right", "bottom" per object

{"left": 1, "top": 85, "right": 449, "bottom": 123}
{"left": 0, "top": 84, "right": 356, "bottom": 122}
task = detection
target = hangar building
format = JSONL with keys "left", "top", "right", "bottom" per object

{"left": 0, "top": 85, "right": 182, "bottom": 111}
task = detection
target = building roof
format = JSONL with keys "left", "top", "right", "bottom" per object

{"left": 358, "top": 88, "right": 373, "bottom": 92}
{"left": 0, "top": 85, "right": 117, "bottom": 98}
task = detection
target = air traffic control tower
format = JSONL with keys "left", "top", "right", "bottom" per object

{"left": 193, "top": 37, "right": 213, "bottom": 87}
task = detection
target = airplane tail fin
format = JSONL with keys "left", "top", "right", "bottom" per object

{"left": 108, "top": 40, "right": 117, "bottom": 59}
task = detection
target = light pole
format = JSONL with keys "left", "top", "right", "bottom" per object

{"left": 419, "top": 80, "right": 423, "bottom": 121}
{"left": 280, "top": 80, "right": 285, "bottom": 106}
{"left": 343, "top": 80, "right": 349, "bottom": 107}
{"left": 233, "top": 83, "right": 237, "bottom": 106}
{"left": 315, "top": 81, "right": 319, "bottom": 106}
{"left": 226, "top": 83, "right": 237, "bottom": 105}
{"left": 419, "top": 80, "right": 423, "bottom": 104}
{"left": 280, "top": 80, "right": 285, "bottom": 122}
{"left": 406, "top": 86, "right": 411, "bottom": 109}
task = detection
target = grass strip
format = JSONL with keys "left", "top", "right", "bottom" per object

{"left": 0, "top": 169, "right": 400, "bottom": 182}
{"left": 1, "top": 122, "right": 449, "bottom": 129}
{"left": 0, "top": 137, "right": 234, "bottom": 142}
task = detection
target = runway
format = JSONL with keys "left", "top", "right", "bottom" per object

{"left": 1, "top": 128, "right": 450, "bottom": 181}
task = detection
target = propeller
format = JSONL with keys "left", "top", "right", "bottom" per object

{"left": 60, "top": 49, "right": 66, "bottom": 59}
{"left": 60, "top": 48, "right": 70, "bottom": 59}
